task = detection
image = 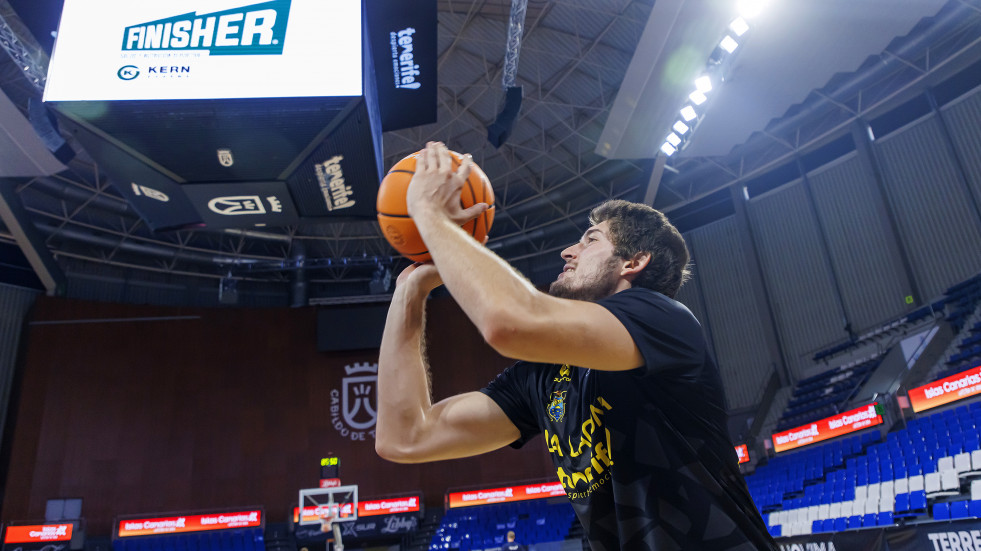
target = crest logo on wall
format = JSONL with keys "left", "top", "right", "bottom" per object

{"left": 330, "top": 362, "right": 378, "bottom": 441}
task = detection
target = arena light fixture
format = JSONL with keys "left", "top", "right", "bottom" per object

{"left": 666, "top": 132, "right": 682, "bottom": 147}
{"left": 695, "top": 76, "right": 713, "bottom": 93}
{"left": 660, "top": 142, "right": 677, "bottom": 156}
{"left": 730, "top": 17, "right": 750, "bottom": 36}
{"left": 680, "top": 105, "right": 697, "bottom": 121}
{"left": 720, "top": 35, "right": 739, "bottom": 53}
{"left": 689, "top": 90, "right": 708, "bottom": 105}
{"left": 673, "top": 121, "right": 690, "bottom": 135}
{"left": 736, "top": 0, "right": 766, "bottom": 19}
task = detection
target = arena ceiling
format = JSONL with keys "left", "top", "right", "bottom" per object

{"left": 0, "top": 0, "right": 978, "bottom": 305}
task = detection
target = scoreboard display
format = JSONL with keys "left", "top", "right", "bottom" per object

{"left": 320, "top": 456, "right": 340, "bottom": 479}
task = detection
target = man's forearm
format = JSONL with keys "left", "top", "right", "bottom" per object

{"left": 412, "top": 205, "right": 541, "bottom": 344}
{"left": 375, "top": 282, "right": 433, "bottom": 459}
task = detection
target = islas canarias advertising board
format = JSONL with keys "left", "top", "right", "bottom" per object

{"left": 771, "top": 403, "right": 883, "bottom": 453}
{"left": 3, "top": 525, "right": 73, "bottom": 544}
{"left": 116, "top": 510, "right": 262, "bottom": 537}
{"left": 447, "top": 482, "right": 567, "bottom": 509}
{"left": 44, "top": 0, "right": 362, "bottom": 101}
{"left": 908, "top": 365, "right": 981, "bottom": 413}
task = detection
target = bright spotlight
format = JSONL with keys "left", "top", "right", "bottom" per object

{"left": 660, "top": 142, "right": 677, "bottom": 156}
{"left": 689, "top": 90, "right": 708, "bottom": 105}
{"left": 695, "top": 76, "right": 713, "bottom": 93}
{"left": 673, "top": 121, "right": 690, "bottom": 135}
{"left": 666, "top": 133, "right": 682, "bottom": 147}
{"left": 720, "top": 35, "right": 739, "bottom": 53}
{"left": 737, "top": 0, "right": 766, "bottom": 19}
{"left": 680, "top": 105, "right": 697, "bottom": 121}
{"left": 730, "top": 17, "right": 750, "bottom": 36}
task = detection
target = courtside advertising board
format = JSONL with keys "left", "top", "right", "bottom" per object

{"left": 44, "top": 0, "right": 362, "bottom": 101}
{"left": 907, "top": 365, "right": 981, "bottom": 413}
{"left": 447, "top": 482, "right": 566, "bottom": 508}
{"left": 115, "top": 510, "right": 262, "bottom": 538}
{"left": 771, "top": 403, "right": 884, "bottom": 453}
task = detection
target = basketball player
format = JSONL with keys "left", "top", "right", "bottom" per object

{"left": 376, "top": 142, "right": 777, "bottom": 550}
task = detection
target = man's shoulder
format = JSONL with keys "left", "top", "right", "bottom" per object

{"left": 600, "top": 287, "right": 699, "bottom": 325}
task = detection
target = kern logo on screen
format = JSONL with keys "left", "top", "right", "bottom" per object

{"left": 330, "top": 362, "right": 378, "bottom": 442}
{"left": 121, "top": 0, "right": 292, "bottom": 56}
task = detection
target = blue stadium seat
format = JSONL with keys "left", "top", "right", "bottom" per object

{"left": 971, "top": 500, "right": 981, "bottom": 519}
{"left": 934, "top": 503, "right": 950, "bottom": 520}
{"left": 847, "top": 515, "right": 862, "bottom": 530}
{"left": 951, "top": 501, "right": 970, "bottom": 520}
{"left": 877, "top": 512, "right": 894, "bottom": 526}
{"left": 862, "top": 513, "right": 877, "bottom": 527}
{"left": 894, "top": 493, "right": 910, "bottom": 516}
{"left": 833, "top": 517, "right": 846, "bottom": 532}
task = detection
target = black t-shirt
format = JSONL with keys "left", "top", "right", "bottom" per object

{"left": 481, "top": 288, "right": 777, "bottom": 551}
{"left": 502, "top": 543, "right": 527, "bottom": 551}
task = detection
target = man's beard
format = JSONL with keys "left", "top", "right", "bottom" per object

{"left": 548, "top": 257, "right": 621, "bottom": 302}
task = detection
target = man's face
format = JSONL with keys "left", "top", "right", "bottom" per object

{"left": 548, "top": 220, "right": 623, "bottom": 301}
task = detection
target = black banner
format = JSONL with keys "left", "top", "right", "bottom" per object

{"left": 365, "top": 0, "right": 438, "bottom": 131}
{"left": 183, "top": 182, "right": 299, "bottom": 229}
{"left": 884, "top": 519, "right": 981, "bottom": 551}
{"left": 295, "top": 514, "right": 418, "bottom": 542}
{"left": 285, "top": 99, "right": 381, "bottom": 219}
{"left": 63, "top": 119, "right": 201, "bottom": 231}
{"left": 776, "top": 529, "right": 881, "bottom": 551}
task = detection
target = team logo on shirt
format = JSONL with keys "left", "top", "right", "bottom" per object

{"left": 547, "top": 391, "right": 568, "bottom": 422}
{"left": 553, "top": 364, "right": 571, "bottom": 383}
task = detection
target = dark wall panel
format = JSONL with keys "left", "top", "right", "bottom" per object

{"left": 808, "top": 153, "right": 912, "bottom": 331}
{"left": 687, "top": 217, "right": 774, "bottom": 409}
{"left": 747, "top": 181, "right": 847, "bottom": 379}
{"left": 1, "top": 297, "right": 553, "bottom": 534}
{"left": 876, "top": 115, "right": 981, "bottom": 299}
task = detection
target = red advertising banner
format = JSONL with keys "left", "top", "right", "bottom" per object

{"left": 291, "top": 495, "right": 421, "bottom": 522}
{"left": 4, "top": 525, "right": 73, "bottom": 544}
{"left": 447, "top": 482, "right": 566, "bottom": 508}
{"left": 117, "top": 510, "right": 262, "bottom": 537}
{"left": 292, "top": 503, "right": 357, "bottom": 524}
{"left": 772, "top": 403, "right": 883, "bottom": 453}
{"left": 908, "top": 365, "right": 981, "bottom": 413}
{"left": 359, "top": 495, "right": 421, "bottom": 517}
{"left": 735, "top": 444, "right": 749, "bottom": 464}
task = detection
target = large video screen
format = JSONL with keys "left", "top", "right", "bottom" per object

{"left": 44, "top": 0, "right": 362, "bottom": 101}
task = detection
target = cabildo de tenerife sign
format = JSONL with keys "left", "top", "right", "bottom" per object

{"left": 330, "top": 362, "right": 378, "bottom": 442}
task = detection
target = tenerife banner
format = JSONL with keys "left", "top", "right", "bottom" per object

{"left": 365, "top": 0, "right": 438, "bottom": 131}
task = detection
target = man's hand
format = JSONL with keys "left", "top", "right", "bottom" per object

{"left": 406, "top": 141, "right": 488, "bottom": 224}
{"left": 395, "top": 262, "right": 443, "bottom": 294}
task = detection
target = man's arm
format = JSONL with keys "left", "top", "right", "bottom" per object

{"left": 375, "top": 264, "right": 521, "bottom": 463}
{"left": 406, "top": 143, "right": 643, "bottom": 372}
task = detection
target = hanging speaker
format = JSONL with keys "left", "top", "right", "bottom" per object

{"left": 487, "top": 86, "right": 523, "bottom": 148}
{"left": 28, "top": 98, "right": 75, "bottom": 164}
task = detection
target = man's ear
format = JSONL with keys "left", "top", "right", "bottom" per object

{"left": 620, "top": 252, "right": 651, "bottom": 280}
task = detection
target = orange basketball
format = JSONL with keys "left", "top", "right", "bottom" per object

{"left": 377, "top": 149, "right": 495, "bottom": 262}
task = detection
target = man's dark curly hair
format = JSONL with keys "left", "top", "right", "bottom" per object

{"left": 589, "top": 200, "right": 691, "bottom": 298}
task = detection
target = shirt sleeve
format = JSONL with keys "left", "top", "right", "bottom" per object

{"left": 479, "top": 362, "right": 542, "bottom": 448}
{"left": 598, "top": 287, "right": 706, "bottom": 375}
